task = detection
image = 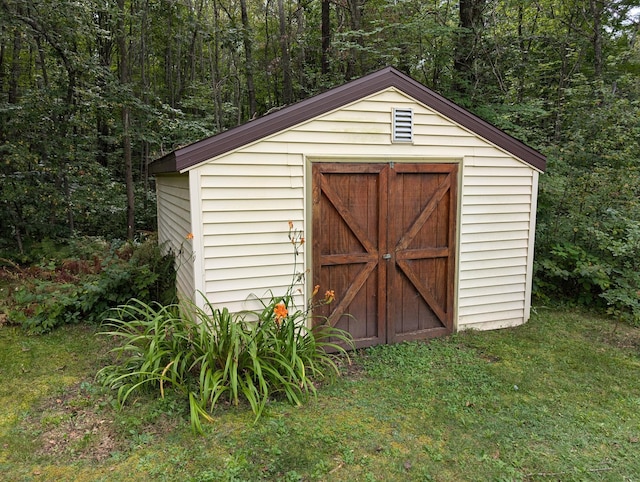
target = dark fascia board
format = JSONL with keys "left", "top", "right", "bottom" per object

{"left": 149, "top": 67, "right": 546, "bottom": 174}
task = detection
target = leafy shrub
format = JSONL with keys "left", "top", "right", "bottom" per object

{"left": 6, "top": 236, "right": 176, "bottom": 333}
{"left": 588, "top": 211, "right": 640, "bottom": 325}
{"left": 98, "top": 225, "right": 353, "bottom": 432}
{"left": 98, "top": 292, "right": 352, "bottom": 433}
{"left": 536, "top": 163, "right": 640, "bottom": 324}
{"left": 533, "top": 74, "right": 640, "bottom": 323}
{"left": 535, "top": 242, "right": 610, "bottom": 306}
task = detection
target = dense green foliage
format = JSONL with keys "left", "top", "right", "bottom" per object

{"left": 1, "top": 0, "right": 639, "bottom": 319}
{"left": 3, "top": 236, "right": 176, "bottom": 332}
{"left": 535, "top": 76, "right": 640, "bottom": 322}
{"left": 98, "top": 291, "right": 352, "bottom": 433}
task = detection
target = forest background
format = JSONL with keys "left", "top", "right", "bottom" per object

{"left": 1, "top": 0, "right": 639, "bottom": 322}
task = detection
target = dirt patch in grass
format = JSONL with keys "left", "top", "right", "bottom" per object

{"left": 569, "top": 312, "right": 640, "bottom": 353}
{"left": 601, "top": 323, "right": 640, "bottom": 351}
{"left": 340, "top": 354, "right": 367, "bottom": 379}
{"left": 22, "top": 380, "right": 183, "bottom": 463}
{"left": 2, "top": 323, "right": 184, "bottom": 466}
{"left": 25, "top": 381, "right": 124, "bottom": 462}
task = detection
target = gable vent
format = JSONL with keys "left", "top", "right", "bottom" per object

{"left": 392, "top": 108, "right": 413, "bottom": 143}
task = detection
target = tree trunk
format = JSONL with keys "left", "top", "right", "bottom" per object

{"left": 277, "top": 0, "right": 293, "bottom": 104}
{"left": 0, "top": 36, "right": 4, "bottom": 97}
{"left": 345, "top": 0, "right": 365, "bottom": 79}
{"left": 321, "top": 0, "right": 330, "bottom": 77}
{"left": 117, "top": 0, "right": 135, "bottom": 240}
{"left": 64, "top": 170, "right": 74, "bottom": 233}
{"left": 140, "top": 0, "right": 151, "bottom": 182}
{"left": 166, "top": 13, "right": 175, "bottom": 108}
{"left": 34, "top": 36, "right": 49, "bottom": 88}
{"left": 9, "top": 25, "right": 21, "bottom": 104}
{"left": 589, "top": 0, "right": 603, "bottom": 79}
{"left": 240, "top": 0, "right": 256, "bottom": 118}
{"left": 187, "top": 0, "right": 204, "bottom": 87}
{"left": 95, "top": 9, "right": 113, "bottom": 168}
{"left": 123, "top": 107, "right": 134, "bottom": 240}
{"left": 453, "top": 0, "right": 485, "bottom": 95}
{"left": 211, "top": 0, "right": 223, "bottom": 131}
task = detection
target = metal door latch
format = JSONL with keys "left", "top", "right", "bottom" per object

{"left": 382, "top": 253, "right": 392, "bottom": 260}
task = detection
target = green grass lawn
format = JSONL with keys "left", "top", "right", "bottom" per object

{"left": 1, "top": 309, "right": 639, "bottom": 481}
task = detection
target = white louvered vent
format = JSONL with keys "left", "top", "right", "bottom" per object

{"left": 392, "top": 108, "right": 413, "bottom": 143}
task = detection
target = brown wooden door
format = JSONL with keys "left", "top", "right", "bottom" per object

{"left": 312, "top": 162, "right": 457, "bottom": 348}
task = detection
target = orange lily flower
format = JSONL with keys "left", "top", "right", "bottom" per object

{"left": 274, "top": 302, "right": 288, "bottom": 325}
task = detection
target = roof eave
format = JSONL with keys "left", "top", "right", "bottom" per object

{"left": 148, "top": 151, "right": 178, "bottom": 175}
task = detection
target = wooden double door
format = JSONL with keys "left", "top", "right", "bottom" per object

{"left": 312, "top": 162, "right": 457, "bottom": 348}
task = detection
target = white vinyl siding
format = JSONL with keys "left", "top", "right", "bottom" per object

{"left": 192, "top": 158, "right": 305, "bottom": 313}
{"left": 155, "top": 174, "right": 194, "bottom": 301}
{"left": 184, "top": 87, "right": 539, "bottom": 330}
{"left": 457, "top": 159, "right": 536, "bottom": 330}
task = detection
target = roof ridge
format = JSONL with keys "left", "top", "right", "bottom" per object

{"left": 149, "top": 67, "right": 546, "bottom": 174}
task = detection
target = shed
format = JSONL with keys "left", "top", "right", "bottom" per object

{"left": 149, "top": 67, "right": 546, "bottom": 349}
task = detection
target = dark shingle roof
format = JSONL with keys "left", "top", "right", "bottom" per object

{"left": 149, "top": 67, "right": 546, "bottom": 174}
